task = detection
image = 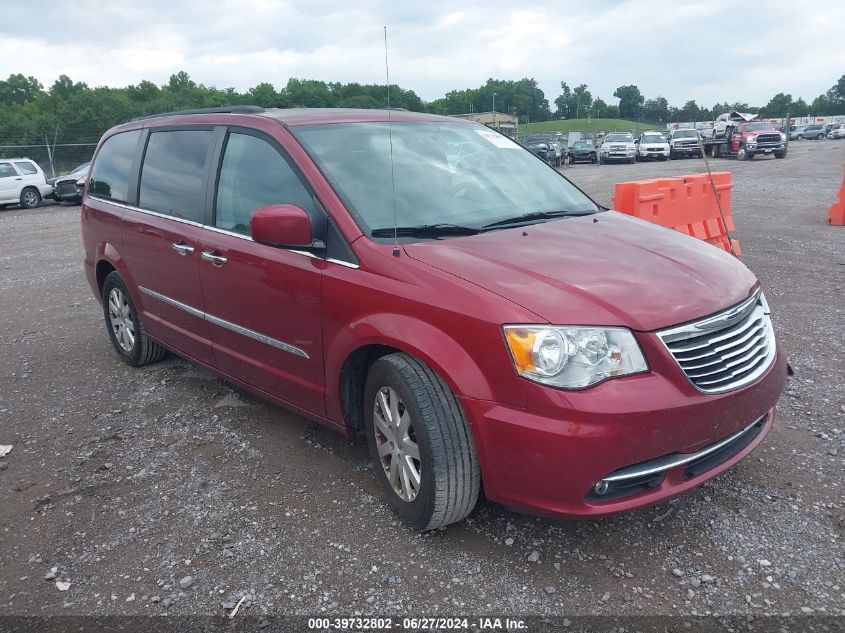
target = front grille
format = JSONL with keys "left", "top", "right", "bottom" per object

{"left": 657, "top": 292, "right": 776, "bottom": 393}
{"left": 58, "top": 181, "right": 77, "bottom": 195}
{"left": 756, "top": 134, "right": 781, "bottom": 144}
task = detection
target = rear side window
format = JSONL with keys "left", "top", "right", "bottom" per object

{"left": 139, "top": 130, "right": 213, "bottom": 223}
{"left": 215, "top": 132, "right": 315, "bottom": 235}
{"left": 14, "top": 161, "right": 38, "bottom": 175}
{"left": 90, "top": 130, "right": 142, "bottom": 203}
{"left": 0, "top": 163, "right": 16, "bottom": 178}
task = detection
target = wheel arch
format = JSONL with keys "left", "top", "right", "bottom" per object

{"left": 330, "top": 315, "right": 503, "bottom": 432}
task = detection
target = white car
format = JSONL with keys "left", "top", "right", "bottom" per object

{"left": 826, "top": 124, "right": 844, "bottom": 139}
{"left": 0, "top": 158, "right": 52, "bottom": 209}
{"left": 599, "top": 133, "right": 637, "bottom": 164}
{"left": 636, "top": 132, "right": 670, "bottom": 161}
{"left": 713, "top": 111, "right": 757, "bottom": 139}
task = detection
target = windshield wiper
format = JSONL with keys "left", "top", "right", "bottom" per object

{"left": 480, "top": 209, "right": 595, "bottom": 230}
{"left": 371, "top": 223, "right": 480, "bottom": 238}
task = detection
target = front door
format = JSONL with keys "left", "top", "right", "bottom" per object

{"left": 121, "top": 128, "right": 216, "bottom": 364}
{"left": 198, "top": 129, "right": 325, "bottom": 416}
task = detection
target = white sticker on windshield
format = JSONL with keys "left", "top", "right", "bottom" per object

{"left": 474, "top": 128, "right": 519, "bottom": 149}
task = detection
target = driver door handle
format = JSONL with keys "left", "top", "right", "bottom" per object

{"left": 201, "top": 251, "right": 228, "bottom": 266}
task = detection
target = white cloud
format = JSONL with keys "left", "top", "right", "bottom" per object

{"left": 0, "top": 0, "right": 842, "bottom": 108}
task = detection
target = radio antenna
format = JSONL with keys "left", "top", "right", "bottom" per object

{"left": 384, "top": 25, "right": 400, "bottom": 257}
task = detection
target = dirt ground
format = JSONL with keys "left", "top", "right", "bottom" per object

{"left": 0, "top": 139, "right": 843, "bottom": 624}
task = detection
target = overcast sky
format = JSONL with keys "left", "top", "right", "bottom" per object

{"left": 1, "top": 0, "right": 843, "bottom": 108}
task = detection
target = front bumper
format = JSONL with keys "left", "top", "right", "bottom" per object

{"left": 671, "top": 145, "right": 701, "bottom": 155}
{"left": 460, "top": 341, "right": 787, "bottom": 518}
{"left": 746, "top": 142, "right": 785, "bottom": 153}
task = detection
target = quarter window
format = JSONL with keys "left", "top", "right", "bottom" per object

{"left": 215, "top": 132, "right": 315, "bottom": 235}
{"left": 89, "top": 130, "right": 142, "bottom": 203}
{"left": 0, "top": 163, "right": 16, "bottom": 178}
{"left": 139, "top": 130, "right": 214, "bottom": 223}
{"left": 14, "top": 161, "right": 38, "bottom": 175}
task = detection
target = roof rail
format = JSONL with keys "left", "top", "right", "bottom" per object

{"left": 131, "top": 105, "right": 265, "bottom": 122}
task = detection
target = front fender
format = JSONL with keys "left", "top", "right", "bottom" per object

{"left": 325, "top": 313, "right": 526, "bottom": 425}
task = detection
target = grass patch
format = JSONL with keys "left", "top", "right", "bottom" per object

{"left": 521, "top": 118, "right": 660, "bottom": 134}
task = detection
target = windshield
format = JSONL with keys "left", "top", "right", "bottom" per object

{"left": 744, "top": 123, "right": 776, "bottom": 131}
{"left": 572, "top": 142, "right": 591, "bottom": 150}
{"left": 294, "top": 122, "right": 598, "bottom": 237}
{"left": 69, "top": 162, "right": 90, "bottom": 175}
{"left": 673, "top": 130, "right": 699, "bottom": 138}
{"left": 605, "top": 134, "right": 632, "bottom": 143}
{"left": 641, "top": 134, "right": 664, "bottom": 143}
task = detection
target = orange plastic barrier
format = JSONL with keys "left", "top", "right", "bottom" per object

{"left": 827, "top": 164, "right": 845, "bottom": 226}
{"left": 612, "top": 172, "right": 741, "bottom": 256}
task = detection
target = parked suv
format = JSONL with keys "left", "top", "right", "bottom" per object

{"left": 599, "top": 133, "right": 636, "bottom": 163}
{"left": 81, "top": 107, "right": 786, "bottom": 530}
{"left": 0, "top": 158, "right": 52, "bottom": 209}
{"left": 668, "top": 129, "right": 702, "bottom": 158}
{"left": 729, "top": 122, "right": 787, "bottom": 160}
{"left": 800, "top": 125, "right": 825, "bottom": 140}
{"left": 635, "top": 132, "right": 670, "bottom": 161}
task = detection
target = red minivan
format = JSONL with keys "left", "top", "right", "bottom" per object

{"left": 81, "top": 106, "right": 786, "bottom": 530}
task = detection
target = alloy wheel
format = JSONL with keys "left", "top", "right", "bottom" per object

{"left": 22, "top": 191, "right": 39, "bottom": 207}
{"left": 373, "top": 386, "right": 421, "bottom": 502}
{"left": 108, "top": 287, "right": 135, "bottom": 352}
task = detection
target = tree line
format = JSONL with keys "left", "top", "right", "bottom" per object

{"left": 1, "top": 71, "right": 843, "bottom": 147}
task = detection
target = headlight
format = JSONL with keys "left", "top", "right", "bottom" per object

{"left": 747, "top": 134, "right": 757, "bottom": 142}
{"left": 503, "top": 325, "right": 648, "bottom": 389}
{"left": 780, "top": 132, "right": 787, "bottom": 141}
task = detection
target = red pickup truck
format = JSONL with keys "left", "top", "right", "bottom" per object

{"left": 728, "top": 122, "right": 787, "bottom": 160}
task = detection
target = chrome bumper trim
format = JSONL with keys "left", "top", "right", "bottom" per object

{"left": 601, "top": 415, "right": 766, "bottom": 483}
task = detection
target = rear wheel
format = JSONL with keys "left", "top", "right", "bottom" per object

{"left": 20, "top": 188, "right": 41, "bottom": 209}
{"left": 364, "top": 353, "right": 480, "bottom": 530}
{"left": 102, "top": 272, "right": 167, "bottom": 366}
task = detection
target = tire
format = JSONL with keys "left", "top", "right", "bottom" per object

{"left": 774, "top": 150, "right": 786, "bottom": 159}
{"left": 669, "top": 150, "right": 675, "bottom": 160}
{"left": 737, "top": 146, "right": 748, "bottom": 161}
{"left": 796, "top": 135, "right": 803, "bottom": 140}
{"left": 20, "top": 188, "right": 41, "bottom": 209}
{"left": 568, "top": 156, "right": 574, "bottom": 165}
{"left": 363, "top": 353, "right": 480, "bottom": 531}
{"left": 629, "top": 156, "right": 636, "bottom": 164}
{"left": 591, "top": 156, "right": 597, "bottom": 164}
{"left": 101, "top": 271, "right": 167, "bottom": 367}
{"left": 0, "top": 204, "right": 7, "bottom": 210}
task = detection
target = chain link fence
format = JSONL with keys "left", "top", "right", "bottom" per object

{"left": 0, "top": 126, "right": 104, "bottom": 178}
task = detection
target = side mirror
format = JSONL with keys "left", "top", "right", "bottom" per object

{"left": 250, "top": 204, "right": 313, "bottom": 248}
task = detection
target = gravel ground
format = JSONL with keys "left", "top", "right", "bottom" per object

{"left": 0, "top": 140, "right": 843, "bottom": 625}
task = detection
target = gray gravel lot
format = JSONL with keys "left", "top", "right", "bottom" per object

{"left": 0, "top": 140, "right": 843, "bottom": 621}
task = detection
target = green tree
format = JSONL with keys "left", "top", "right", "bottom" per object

{"left": 613, "top": 84, "right": 644, "bottom": 119}
{"left": 642, "top": 96, "right": 669, "bottom": 123}
{"left": 762, "top": 93, "right": 792, "bottom": 117}
{"left": 0, "top": 74, "right": 43, "bottom": 104}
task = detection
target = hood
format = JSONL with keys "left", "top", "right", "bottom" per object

{"left": 404, "top": 212, "right": 757, "bottom": 332}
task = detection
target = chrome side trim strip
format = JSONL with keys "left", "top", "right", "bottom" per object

{"left": 601, "top": 415, "right": 766, "bottom": 483}
{"left": 139, "top": 286, "right": 205, "bottom": 319}
{"left": 138, "top": 286, "right": 309, "bottom": 359}
{"left": 89, "top": 195, "right": 204, "bottom": 228}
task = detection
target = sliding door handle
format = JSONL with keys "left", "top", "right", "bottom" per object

{"left": 201, "top": 251, "right": 228, "bottom": 266}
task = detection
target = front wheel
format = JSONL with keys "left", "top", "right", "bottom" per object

{"left": 102, "top": 272, "right": 167, "bottom": 366}
{"left": 20, "top": 188, "right": 41, "bottom": 209}
{"left": 737, "top": 146, "right": 748, "bottom": 161}
{"left": 364, "top": 353, "right": 480, "bottom": 530}
{"left": 774, "top": 150, "right": 786, "bottom": 159}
